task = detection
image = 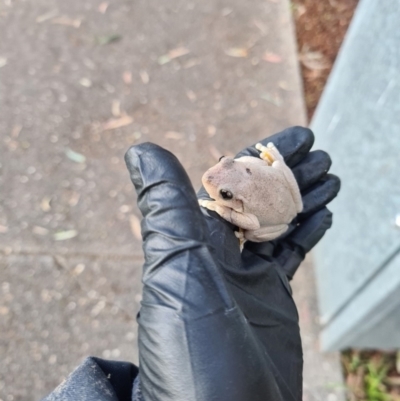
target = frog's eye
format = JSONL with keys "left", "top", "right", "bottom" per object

{"left": 219, "top": 155, "right": 225, "bottom": 162}
{"left": 220, "top": 189, "right": 233, "bottom": 200}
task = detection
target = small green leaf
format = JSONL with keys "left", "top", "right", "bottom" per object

{"left": 260, "top": 93, "right": 282, "bottom": 107}
{"left": 65, "top": 148, "right": 86, "bottom": 163}
{"left": 54, "top": 230, "right": 78, "bottom": 241}
{"left": 96, "top": 34, "right": 122, "bottom": 45}
{"left": 157, "top": 55, "right": 171, "bottom": 65}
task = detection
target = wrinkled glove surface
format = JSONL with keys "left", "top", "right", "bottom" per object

{"left": 125, "top": 126, "right": 340, "bottom": 401}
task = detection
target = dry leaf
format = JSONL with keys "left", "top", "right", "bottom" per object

{"left": 54, "top": 230, "right": 78, "bottom": 241}
{"left": 0, "top": 225, "right": 8, "bottom": 233}
{"left": 165, "top": 131, "right": 183, "bottom": 140}
{"left": 263, "top": 52, "right": 282, "bottom": 63}
{"left": 207, "top": 125, "right": 216, "bottom": 137}
{"left": 40, "top": 196, "right": 52, "bottom": 212}
{"left": 32, "top": 226, "right": 48, "bottom": 236}
{"left": 65, "top": 148, "right": 86, "bottom": 163}
{"left": 123, "top": 71, "right": 132, "bottom": 84}
{"left": 36, "top": 10, "right": 58, "bottom": 23}
{"left": 387, "top": 376, "right": 400, "bottom": 386}
{"left": 186, "top": 90, "right": 196, "bottom": 102}
{"left": 158, "top": 55, "right": 171, "bottom": 65}
{"left": 168, "top": 47, "right": 190, "bottom": 59}
{"left": 129, "top": 215, "right": 142, "bottom": 240}
{"left": 294, "top": 4, "right": 306, "bottom": 18}
{"left": 102, "top": 115, "right": 133, "bottom": 131}
{"left": 158, "top": 47, "right": 190, "bottom": 65}
{"left": 299, "top": 48, "right": 330, "bottom": 70}
{"left": 0, "top": 57, "right": 7, "bottom": 68}
{"left": 72, "top": 263, "right": 85, "bottom": 276}
{"left": 79, "top": 78, "right": 92, "bottom": 87}
{"left": 397, "top": 350, "right": 400, "bottom": 373}
{"left": 111, "top": 100, "right": 121, "bottom": 117}
{"left": 221, "top": 7, "right": 233, "bottom": 16}
{"left": 260, "top": 93, "right": 282, "bottom": 107}
{"left": 278, "top": 80, "right": 292, "bottom": 91}
{"left": 11, "top": 125, "right": 22, "bottom": 138}
{"left": 52, "top": 16, "right": 82, "bottom": 28}
{"left": 253, "top": 19, "right": 268, "bottom": 35}
{"left": 98, "top": 2, "right": 109, "bottom": 13}
{"left": 304, "top": 69, "right": 323, "bottom": 80}
{"left": 68, "top": 192, "right": 80, "bottom": 207}
{"left": 140, "top": 70, "right": 149, "bottom": 84}
{"left": 183, "top": 58, "right": 200, "bottom": 69}
{"left": 225, "top": 48, "right": 248, "bottom": 58}
{"left": 96, "top": 34, "right": 121, "bottom": 45}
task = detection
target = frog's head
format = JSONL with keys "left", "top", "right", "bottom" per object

{"left": 201, "top": 156, "right": 249, "bottom": 212}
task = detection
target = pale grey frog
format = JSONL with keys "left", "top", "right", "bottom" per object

{"left": 199, "top": 142, "right": 303, "bottom": 242}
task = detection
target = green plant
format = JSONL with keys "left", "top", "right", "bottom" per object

{"left": 364, "top": 360, "right": 390, "bottom": 401}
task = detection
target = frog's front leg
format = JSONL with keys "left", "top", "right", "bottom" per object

{"left": 256, "top": 142, "right": 303, "bottom": 213}
{"left": 244, "top": 223, "right": 289, "bottom": 242}
{"left": 199, "top": 200, "right": 259, "bottom": 230}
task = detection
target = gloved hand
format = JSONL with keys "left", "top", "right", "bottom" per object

{"left": 124, "top": 126, "right": 340, "bottom": 401}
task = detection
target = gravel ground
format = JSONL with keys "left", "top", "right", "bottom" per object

{"left": 0, "top": 0, "right": 342, "bottom": 400}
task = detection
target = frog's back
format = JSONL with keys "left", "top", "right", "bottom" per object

{"left": 243, "top": 165, "right": 297, "bottom": 226}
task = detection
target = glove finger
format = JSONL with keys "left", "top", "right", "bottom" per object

{"left": 242, "top": 207, "right": 333, "bottom": 280}
{"left": 235, "top": 126, "right": 314, "bottom": 167}
{"left": 276, "top": 207, "right": 333, "bottom": 279}
{"left": 125, "top": 142, "right": 234, "bottom": 310}
{"left": 288, "top": 207, "right": 333, "bottom": 253}
{"left": 125, "top": 142, "right": 206, "bottom": 243}
{"left": 299, "top": 174, "right": 340, "bottom": 218}
{"left": 292, "top": 150, "right": 332, "bottom": 191}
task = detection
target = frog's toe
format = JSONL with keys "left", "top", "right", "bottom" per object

{"left": 235, "top": 230, "right": 245, "bottom": 239}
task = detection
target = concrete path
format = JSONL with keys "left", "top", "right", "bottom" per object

{"left": 0, "top": 0, "right": 343, "bottom": 400}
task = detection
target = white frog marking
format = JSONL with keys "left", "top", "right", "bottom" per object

{"left": 199, "top": 142, "right": 303, "bottom": 242}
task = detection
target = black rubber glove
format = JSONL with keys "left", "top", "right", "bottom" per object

{"left": 125, "top": 126, "right": 340, "bottom": 401}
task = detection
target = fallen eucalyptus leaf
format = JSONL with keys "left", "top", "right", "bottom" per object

{"left": 299, "top": 48, "right": 330, "bottom": 70}
{"left": 102, "top": 115, "right": 133, "bottom": 131}
{"left": 225, "top": 48, "right": 248, "bottom": 58}
{"left": 52, "top": 16, "right": 82, "bottom": 28}
{"left": 123, "top": 71, "right": 132, "bottom": 84}
{"left": 36, "top": 10, "right": 58, "bottom": 23}
{"left": 98, "top": 2, "right": 109, "bottom": 13}
{"left": 158, "top": 47, "right": 190, "bottom": 65}
{"left": 79, "top": 78, "right": 92, "bottom": 87}
{"left": 96, "top": 34, "right": 122, "bottom": 45}
{"left": 33, "top": 226, "right": 49, "bottom": 236}
{"left": 140, "top": 70, "right": 149, "bottom": 84}
{"left": 263, "top": 52, "right": 282, "bottom": 63}
{"left": 40, "top": 197, "right": 52, "bottom": 212}
{"left": 65, "top": 148, "right": 86, "bottom": 163}
{"left": 165, "top": 131, "right": 183, "bottom": 140}
{"left": 260, "top": 93, "right": 282, "bottom": 107}
{"left": 0, "top": 225, "right": 8, "bottom": 233}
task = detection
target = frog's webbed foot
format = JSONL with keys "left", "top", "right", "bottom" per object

{"left": 234, "top": 229, "right": 245, "bottom": 240}
{"left": 255, "top": 142, "right": 284, "bottom": 165}
{"left": 255, "top": 142, "right": 303, "bottom": 213}
{"left": 199, "top": 199, "right": 217, "bottom": 211}
{"left": 199, "top": 200, "right": 260, "bottom": 230}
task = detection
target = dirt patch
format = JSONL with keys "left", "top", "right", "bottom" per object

{"left": 292, "top": 0, "right": 359, "bottom": 120}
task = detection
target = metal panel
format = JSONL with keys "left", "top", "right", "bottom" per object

{"left": 310, "top": 0, "right": 400, "bottom": 349}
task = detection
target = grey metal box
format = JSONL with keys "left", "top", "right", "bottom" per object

{"left": 310, "top": 0, "right": 400, "bottom": 350}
